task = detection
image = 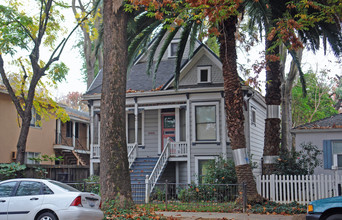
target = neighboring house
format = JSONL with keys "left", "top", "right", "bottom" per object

{"left": 0, "top": 85, "right": 90, "bottom": 168}
{"left": 292, "top": 114, "right": 342, "bottom": 175}
{"left": 54, "top": 105, "right": 90, "bottom": 166}
{"left": 83, "top": 36, "right": 266, "bottom": 192}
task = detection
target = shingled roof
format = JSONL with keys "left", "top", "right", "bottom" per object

{"left": 85, "top": 59, "right": 183, "bottom": 95}
{"left": 294, "top": 114, "right": 342, "bottom": 130}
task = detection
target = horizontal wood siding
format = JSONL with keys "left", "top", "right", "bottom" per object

{"left": 180, "top": 55, "right": 223, "bottom": 86}
{"left": 139, "top": 110, "right": 159, "bottom": 157}
{"left": 249, "top": 98, "right": 266, "bottom": 176}
{"left": 178, "top": 162, "right": 188, "bottom": 184}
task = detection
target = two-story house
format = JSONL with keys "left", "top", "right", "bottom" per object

{"left": 83, "top": 38, "right": 266, "bottom": 195}
{"left": 0, "top": 85, "right": 90, "bottom": 172}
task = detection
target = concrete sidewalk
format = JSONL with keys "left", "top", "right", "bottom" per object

{"left": 156, "top": 211, "right": 306, "bottom": 220}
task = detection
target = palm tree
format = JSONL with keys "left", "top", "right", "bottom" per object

{"left": 127, "top": 8, "right": 260, "bottom": 201}
{"left": 246, "top": 0, "right": 342, "bottom": 174}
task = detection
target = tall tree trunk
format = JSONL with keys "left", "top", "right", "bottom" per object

{"left": 100, "top": 0, "right": 133, "bottom": 206}
{"left": 16, "top": 115, "right": 32, "bottom": 164}
{"left": 219, "top": 17, "right": 259, "bottom": 201}
{"left": 262, "top": 37, "right": 281, "bottom": 175}
{"left": 281, "top": 47, "right": 303, "bottom": 151}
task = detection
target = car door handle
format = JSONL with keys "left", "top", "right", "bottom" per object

{"left": 30, "top": 197, "right": 39, "bottom": 200}
{"left": 0, "top": 200, "right": 5, "bottom": 203}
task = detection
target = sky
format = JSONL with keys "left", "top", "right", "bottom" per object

{"left": 4, "top": 1, "right": 340, "bottom": 99}
{"left": 54, "top": 9, "right": 341, "bottom": 98}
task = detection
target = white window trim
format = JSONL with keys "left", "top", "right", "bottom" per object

{"left": 197, "top": 66, "right": 212, "bottom": 83}
{"left": 194, "top": 156, "right": 217, "bottom": 184}
{"left": 126, "top": 111, "right": 145, "bottom": 146}
{"left": 191, "top": 102, "right": 220, "bottom": 143}
{"left": 251, "top": 106, "right": 256, "bottom": 126}
{"left": 168, "top": 39, "right": 180, "bottom": 58}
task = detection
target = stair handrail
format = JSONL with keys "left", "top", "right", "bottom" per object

{"left": 148, "top": 138, "right": 171, "bottom": 193}
{"left": 127, "top": 143, "right": 138, "bottom": 168}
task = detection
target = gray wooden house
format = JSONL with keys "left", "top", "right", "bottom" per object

{"left": 83, "top": 39, "right": 266, "bottom": 196}
{"left": 292, "top": 114, "right": 342, "bottom": 175}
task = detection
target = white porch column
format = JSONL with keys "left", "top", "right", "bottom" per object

{"left": 221, "top": 93, "right": 227, "bottom": 157}
{"left": 86, "top": 124, "right": 89, "bottom": 150}
{"left": 72, "top": 121, "right": 76, "bottom": 148}
{"left": 175, "top": 108, "right": 180, "bottom": 142}
{"left": 158, "top": 109, "right": 161, "bottom": 154}
{"left": 90, "top": 105, "right": 94, "bottom": 173}
{"left": 176, "top": 161, "right": 179, "bottom": 193}
{"left": 90, "top": 161, "right": 94, "bottom": 176}
{"left": 134, "top": 98, "right": 138, "bottom": 145}
{"left": 186, "top": 94, "right": 191, "bottom": 184}
{"left": 57, "top": 119, "right": 61, "bottom": 144}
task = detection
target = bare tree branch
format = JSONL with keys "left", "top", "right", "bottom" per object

{"left": 0, "top": 55, "right": 24, "bottom": 117}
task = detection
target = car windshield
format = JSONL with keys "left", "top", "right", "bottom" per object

{"left": 48, "top": 180, "right": 79, "bottom": 192}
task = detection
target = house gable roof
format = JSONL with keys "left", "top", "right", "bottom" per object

{"left": 293, "top": 114, "right": 342, "bottom": 130}
{"left": 163, "top": 44, "right": 222, "bottom": 90}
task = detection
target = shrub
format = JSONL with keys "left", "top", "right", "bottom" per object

{"left": 203, "top": 156, "right": 237, "bottom": 184}
{"left": 0, "top": 163, "right": 26, "bottom": 180}
{"left": 83, "top": 175, "right": 100, "bottom": 194}
{"left": 275, "top": 142, "right": 322, "bottom": 175}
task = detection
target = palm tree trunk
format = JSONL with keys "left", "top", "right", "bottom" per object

{"left": 100, "top": 0, "right": 133, "bottom": 207}
{"left": 262, "top": 36, "right": 281, "bottom": 175}
{"left": 219, "top": 17, "right": 259, "bottom": 200}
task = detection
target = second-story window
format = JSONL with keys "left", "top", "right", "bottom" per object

{"left": 30, "top": 107, "right": 41, "bottom": 128}
{"left": 66, "top": 121, "right": 72, "bottom": 138}
{"left": 66, "top": 122, "right": 79, "bottom": 138}
{"left": 195, "top": 105, "right": 216, "bottom": 141}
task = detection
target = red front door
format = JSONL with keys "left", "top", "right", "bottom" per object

{"left": 161, "top": 114, "right": 175, "bottom": 151}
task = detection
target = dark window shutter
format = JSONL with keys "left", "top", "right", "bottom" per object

{"left": 323, "top": 140, "right": 332, "bottom": 169}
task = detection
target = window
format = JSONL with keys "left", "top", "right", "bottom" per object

{"left": 66, "top": 121, "right": 72, "bottom": 138}
{"left": 168, "top": 40, "right": 179, "bottom": 58}
{"left": 251, "top": 106, "right": 256, "bottom": 126}
{"left": 197, "top": 66, "right": 211, "bottom": 83}
{"left": 195, "top": 105, "right": 217, "bottom": 141}
{"left": 75, "top": 122, "right": 79, "bottom": 138}
{"left": 25, "top": 152, "right": 40, "bottom": 165}
{"left": 195, "top": 156, "right": 216, "bottom": 184}
{"left": 333, "top": 141, "right": 342, "bottom": 168}
{"left": 324, "top": 140, "right": 342, "bottom": 169}
{"left": 66, "top": 122, "right": 78, "bottom": 138}
{"left": 30, "top": 107, "right": 41, "bottom": 128}
{"left": 42, "top": 184, "right": 54, "bottom": 194}
{"left": 127, "top": 113, "right": 142, "bottom": 145}
{"left": 16, "top": 181, "right": 42, "bottom": 196}
{"left": 0, "top": 181, "right": 17, "bottom": 197}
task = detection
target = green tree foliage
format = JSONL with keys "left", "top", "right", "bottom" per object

{"left": 203, "top": 156, "right": 237, "bottom": 184}
{"left": 292, "top": 70, "right": 338, "bottom": 127}
{"left": 275, "top": 142, "right": 322, "bottom": 175}
{"left": 0, "top": 0, "right": 82, "bottom": 164}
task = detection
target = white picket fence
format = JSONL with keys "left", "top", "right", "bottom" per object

{"left": 256, "top": 174, "right": 342, "bottom": 204}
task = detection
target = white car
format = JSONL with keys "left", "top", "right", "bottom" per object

{"left": 0, "top": 178, "right": 104, "bottom": 220}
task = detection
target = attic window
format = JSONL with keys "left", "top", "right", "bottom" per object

{"left": 197, "top": 66, "right": 211, "bottom": 83}
{"left": 168, "top": 40, "right": 179, "bottom": 58}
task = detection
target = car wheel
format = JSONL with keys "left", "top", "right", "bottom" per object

{"left": 37, "top": 212, "right": 57, "bottom": 220}
{"left": 324, "top": 214, "right": 342, "bottom": 220}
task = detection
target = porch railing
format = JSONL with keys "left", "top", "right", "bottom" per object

{"left": 147, "top": 138, "right": 171, "bottom": 194}
{"left": 127, "top": 143, "right": 138, "bottom": 168}
{"left": 170, "top": 142, "right": 187, "bottom": 157}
